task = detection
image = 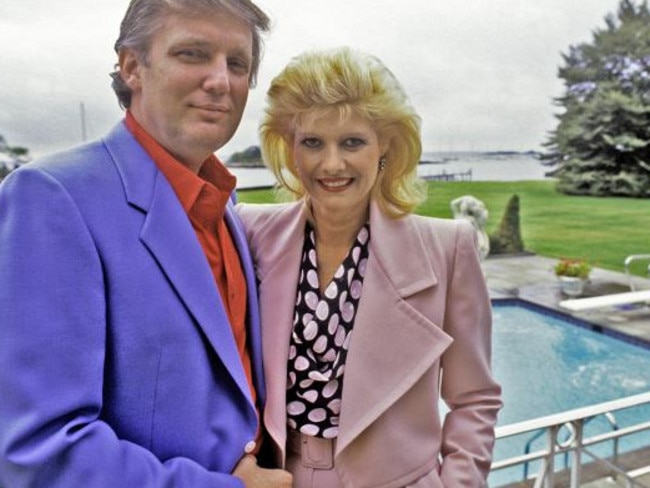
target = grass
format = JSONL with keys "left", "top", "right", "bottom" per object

{"left": 237, "top": 180, "right": 650, "bottom": 275}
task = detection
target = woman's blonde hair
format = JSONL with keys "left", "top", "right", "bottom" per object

{"left": 260, "top": 47, "right": 426, "bottom": 218}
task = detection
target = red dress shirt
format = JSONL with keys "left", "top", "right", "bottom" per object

{"left": 124, "top": 112, "right": 258, "bottom": 416}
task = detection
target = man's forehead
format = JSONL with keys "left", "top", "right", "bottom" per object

{"left": 155, "top": 11, "right": 253, "bottom": 48}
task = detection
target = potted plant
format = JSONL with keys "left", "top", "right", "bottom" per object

{"left": 554, "top": 257, "right": 591, "bottom": 296}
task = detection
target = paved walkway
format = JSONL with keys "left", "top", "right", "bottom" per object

{"left": 482, "top": 254, "right": 650, "bottom": 343}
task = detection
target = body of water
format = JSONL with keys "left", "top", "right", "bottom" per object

{"left": 229, "top": 151, "right": 551, "bottom": 189}
{"left": 489, "top": 301, "right": 650, "bottom": 486}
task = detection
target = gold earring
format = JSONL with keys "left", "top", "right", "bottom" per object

{"left": 379, "top": 157, "right": 387, "bottom": 171}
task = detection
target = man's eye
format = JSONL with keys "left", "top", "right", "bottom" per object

{"left": 176, "top": 49, "right": 206, "bottom": 61}
{"left": 228, "top": 58, "right": 251, "bottom": 74}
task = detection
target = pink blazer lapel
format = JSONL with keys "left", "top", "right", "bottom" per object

{"left": 238, "top": 202, "right": 307, "bottom": 460}
{"left": 259, "top": 246, "right": 302, "bottom": 454}
{"left": 336, "top": 203, "right": 454, "bottom": 454}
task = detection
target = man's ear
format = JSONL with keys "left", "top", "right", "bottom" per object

{"left": 118, "top": 49, "right": 143, "bottom": 90}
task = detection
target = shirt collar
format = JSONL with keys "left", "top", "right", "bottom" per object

{"left": 124, "top": 111, "right": 236, "bottom": 220}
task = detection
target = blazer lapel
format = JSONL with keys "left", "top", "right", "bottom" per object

{"left": 336, "top": 202, "right": 453, "bottom": 454}
{"left": 254, "top": 204, "right": 307, "bottom": 457}
{"left": 103, "top": 123, "right": 255, "bottom": 413}
{"left": 225, "top": 201, "right": 265, "bottom": 403}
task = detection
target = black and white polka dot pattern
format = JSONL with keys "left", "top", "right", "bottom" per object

{"left": 286, "top": 223, "right": 370, "bottom": 439}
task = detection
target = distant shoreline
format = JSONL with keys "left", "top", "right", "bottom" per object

{"left": 227, "top": 150, "right": 543, "bottom": 169}
{"left": 229, "top": 151, "right": 549, "bottom": 189}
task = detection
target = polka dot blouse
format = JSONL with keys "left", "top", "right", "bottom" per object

{"left": 286, "top": 222, "right": 370, "bottom": 439}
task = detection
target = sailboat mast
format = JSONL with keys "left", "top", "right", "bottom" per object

{"left": 80, "top": 102, "right": 87, "bottom": 142}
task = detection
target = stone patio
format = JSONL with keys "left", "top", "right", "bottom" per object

{"left": 482, "top": 253, "right": 650, "bottom": 343}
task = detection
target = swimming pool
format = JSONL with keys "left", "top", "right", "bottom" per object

{"left": 488, "top": 300, "right": 650, "bottom": 486}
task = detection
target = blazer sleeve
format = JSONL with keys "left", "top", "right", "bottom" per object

{"left": 0, "top": 167, "right": 244, "bottom": 487}
{"left": 437, "top": 222, "right": 502, "bottom": 487}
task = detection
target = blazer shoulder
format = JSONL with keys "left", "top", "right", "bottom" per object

{"left": 3, "top": 140, "right": 116, "bottom": 201}
{"left": 30, "top": 139, "right": 109, "bottom": 174}
{"left": 235, "top": 201, "right": 306, "bottom": 280}
{"left": 409, "top": 213, "right": 475, "bottom": 247}
{"left": 236, "top": 201, "right": 292, "bottom": 221}
{"left": 406, "top": 214, "right": 481, "bottom": 274}
{"left": 236, "top": 201, "right": 303, "bottom": 239}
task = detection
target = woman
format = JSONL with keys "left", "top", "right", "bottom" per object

{"left": 237, "top": 47, "right": 502, "bottom": 488}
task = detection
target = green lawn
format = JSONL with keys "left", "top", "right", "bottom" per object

{"left": 237, "top": 180, "right": 650, "bottom": 275}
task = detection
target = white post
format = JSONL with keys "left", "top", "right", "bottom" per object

{"left": 569, "top": 420, "right": 583, "bottom": 487}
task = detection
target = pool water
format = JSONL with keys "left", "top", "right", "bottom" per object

{"left": 488, "top": 301, "right": 650, "bottom": 486}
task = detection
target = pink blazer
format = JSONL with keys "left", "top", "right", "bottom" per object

{"left": 237, "top": 200, "right": 502, "bottom": 488}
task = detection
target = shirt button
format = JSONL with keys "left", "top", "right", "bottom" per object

{"left": 244, "top": 441, "right": 256, "bottom": 454}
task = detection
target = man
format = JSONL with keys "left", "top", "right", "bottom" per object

{"left": 0, "top": 1, "right": 291, "bottom": 487}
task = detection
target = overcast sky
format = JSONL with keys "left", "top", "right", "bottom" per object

{"left": 0, "top": 0, "right": 623, "bottom": 159}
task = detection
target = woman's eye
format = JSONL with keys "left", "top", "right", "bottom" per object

{"left": 301, "top": 138, "right": 321, "bottom": 149}
{"left": 343, "top": 138, "right": 366, "bottom": 149}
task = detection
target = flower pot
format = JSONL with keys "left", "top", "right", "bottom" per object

{"left": 558, "top": 276, "right": 586, "bottom": 297}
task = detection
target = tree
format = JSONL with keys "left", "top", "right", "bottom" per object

{"left": 226, "top": 145, "right": 262, "bottom": 166}
{"left": 0, "top": 164, "right": 11, "bottom": 181}
{"left": 489, "top": 194, "right": 525, "bottom": 255}
{"left": 543, "top": 0, "right": 650, "bottom": 197}
{"left": 0, "top": 134, "right": 31, "bottom": 181}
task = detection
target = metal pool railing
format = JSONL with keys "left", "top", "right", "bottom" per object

{"left": 490, "top": 391, "right": 650, "bottom": 488}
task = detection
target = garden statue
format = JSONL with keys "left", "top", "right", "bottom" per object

{"left": 451, "top": 195, "right": 490, "bottom": 260}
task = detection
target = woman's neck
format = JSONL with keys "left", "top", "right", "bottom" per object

{"left": 311, "top": 202, "right": 369, "bottom": 248}
{"left": 310, "top": 202, "right": 370, "bottom": 292}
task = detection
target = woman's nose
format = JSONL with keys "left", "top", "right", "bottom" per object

{"left": 322, "top": 148, "right": 345, "bottom": 173}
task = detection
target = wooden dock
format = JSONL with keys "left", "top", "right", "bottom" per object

{"left": 422, "top": 169, "right": 473, "bottom": 182}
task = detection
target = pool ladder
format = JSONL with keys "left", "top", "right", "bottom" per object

{"left": 624, "top": 254, "right": 650, "bottom": 291}
{"left": 522, "top": 412, "right": 619, "bottom": 479}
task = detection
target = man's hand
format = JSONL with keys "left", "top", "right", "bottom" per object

{"left": 233, "top": 455, "right": 293, "bottom": 488}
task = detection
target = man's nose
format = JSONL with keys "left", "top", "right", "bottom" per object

{"left": 203, "top": 56, "right": 230, "bottom": 93}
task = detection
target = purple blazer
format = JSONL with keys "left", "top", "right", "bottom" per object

{"left": 0, "top": 122, "right": 264, "bottom": 487}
